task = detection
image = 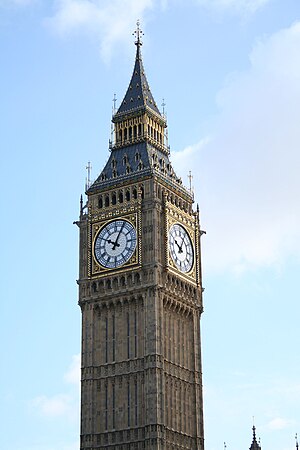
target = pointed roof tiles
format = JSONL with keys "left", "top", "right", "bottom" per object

{"left": 114, "top": 39, "right": 161, "bottom": 119}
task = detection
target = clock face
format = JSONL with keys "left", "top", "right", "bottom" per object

{"left": 169, "top": 223, "right": 194, "bottom": 273}
{"left": 94, "top": 219, "right": 137, "bottom": 269}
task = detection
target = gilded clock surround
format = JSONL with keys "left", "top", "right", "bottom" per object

{"left": 89, "top": 209, "right": 142, "bottom": 278}
{"left": 165, "top": 199, "right": 198, "bottom": 284}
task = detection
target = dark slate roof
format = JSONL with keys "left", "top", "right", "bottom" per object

{"left": 114, "top": 44, "right": 161, "bottom": 118}
{"left": 88, "top": 141, "right": 183, "bottom": 193}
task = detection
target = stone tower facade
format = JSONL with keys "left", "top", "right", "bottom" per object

{"left": 76, "top": 24, "right": 205, "bottom": 450}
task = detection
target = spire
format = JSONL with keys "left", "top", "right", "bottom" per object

{"left": 114, "top": 20, "right": 162, "bottom": 118}
{"left": 88, "top": 22, "right": 192, "bottom": 200}
{"left": 249, "top": 425, "right": 261, "bottom": 450}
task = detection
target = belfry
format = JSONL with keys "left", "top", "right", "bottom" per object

{"left": 76, "top": 22, "right": 205, "bottom": 449}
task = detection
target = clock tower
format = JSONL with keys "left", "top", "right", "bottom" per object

{"left": 77, "top": 23, "right": 205, "bottom": 450}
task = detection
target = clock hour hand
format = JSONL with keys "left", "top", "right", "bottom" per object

{"left": 103, "top": 238, "right": 120, "bottom": 248}
{"left": 112, "top": 222, "right": 125, "bottom": 250}
{"left": 174, "top": 239, "right": 183, "bottom": 253}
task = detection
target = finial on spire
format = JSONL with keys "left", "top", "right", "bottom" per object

{"left": 85, "top": 161, "right": 92, "bottom": 191}
{"left": 112, "top": 93, "right": 117, "bottom": 115}
{"left": 296, "top": 433, "right": 299, "bottom": 450}
{"left": 162, "top": 98, "right": 166, "bottom": 117}
{"left": 188, "top": 170, "right": 194, "bottom": 194}
{"left": 133, "top": 19, "right": 144, "bottom": 46}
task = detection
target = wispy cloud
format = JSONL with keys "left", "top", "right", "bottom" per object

{"left": 46, "top": 0, "right": 154, "bottom": 62}
{"left": 64, "top": 353, "right": 80, "bottom": 385}
{"left": 30, "top": 354, "right": 80, "bottom": 421}
{"left": 173, "top": 21, "right": 300, "bottom": 273}
{"left": 0, "top": 0, "right": 36, "bottom": 6}
{"left": 266, "top": 417, "right": 295, "bottom": 430}
{"left": 30, "top": 393, "right": 73, "bottom": 418}
{"left": 195, "top": 0, "right": 271, "bottom": 15}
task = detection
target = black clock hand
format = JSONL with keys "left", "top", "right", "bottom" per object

{"left": 174, "top": 239, "right": 183, "bottom": 254}
{"left": 102, "top": 238, "right": 120, "bottom": 247}
{"left": 112, "top": 222, "right": 125, "bottom": 250}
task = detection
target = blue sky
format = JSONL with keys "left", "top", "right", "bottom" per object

{"left": 1, "top": 1, "right": 300, "bottom": 449}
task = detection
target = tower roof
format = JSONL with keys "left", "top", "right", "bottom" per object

{"left": 113, "top": 23, "right": 162, "bottom": 120}
{"left": 87, "top": 22, "right": 192, "bottom": 200}
{"left": 249, "top": 426, "right": 261, "bottom": 450}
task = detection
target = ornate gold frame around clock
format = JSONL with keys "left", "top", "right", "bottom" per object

{"left": 88, "top": 208, "right": 142, "bottom": 278}
{"left": 165, "top": 200, "right": 197, "bottom": 284}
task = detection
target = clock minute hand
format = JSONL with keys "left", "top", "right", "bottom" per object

{"left": 112, "top": 222, "right": 125, "bottom": 250}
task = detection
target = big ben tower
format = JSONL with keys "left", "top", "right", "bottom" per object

{"left": 77, "top": 22, "right": 205, "bottom": 450}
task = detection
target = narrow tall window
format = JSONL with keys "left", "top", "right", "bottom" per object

{"left": 127, "top": 312, "right": 130, "bottom": 359}
{"left": 112, "top": 314, "right": 116, "bottom": 362}
{"left": 134, "top": 380, "right": 138, "bottom": 426}
{"left": 105, "top": 317, "right": 108, "bottom": 363}
{"left": 105, "top": 384, "right": 108, "bottom": 430}
{"left": 112, "top": 383, "right": 115, "bottom": 429}
{"left": 177, "top": 319, "right": 180, "bottom": 365}
{"left": 134, "top": 311, "right": 137, "bottom": 358}
{"left": 127, "top": 382, "right": 131, "bottom": 427}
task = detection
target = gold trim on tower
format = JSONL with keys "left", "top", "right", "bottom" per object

{"left": 88, "top": 211, "right": 141, "bottom": 277}
{"left": 165, "top": 200, "right": 197, "bottom": 283}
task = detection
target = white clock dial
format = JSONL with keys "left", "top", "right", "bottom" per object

{"left": 169, "top": 223, "right": 194, "bottom": 273}
{"left": 94, "top": 219, "right": 137, "bottom": 269}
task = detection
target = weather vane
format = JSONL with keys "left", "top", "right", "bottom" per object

{"left": 133, "top": 19, "right": 144, "bottom": 46}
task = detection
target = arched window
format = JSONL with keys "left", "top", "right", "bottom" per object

{"left": 98, "top": 196, "right": 103, "bottom": 208}
{"left": 126, "top": 190, "right": 130, "bottom": 201}
{"left": 119, "top": 191, "right": 124, "bottom": 203}
{"left": 112, "top": 193, "right": 116, "bottom": 205}
{"left": 105, "top": 195, "right": 109, "bottom": 207}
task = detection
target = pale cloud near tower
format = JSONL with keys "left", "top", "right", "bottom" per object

{"left": 1, "top": 0, "right": 272, "bottom": 60}
{"left": 44, "top": 0, "right": 271, "bottom": 61}
{"left": 30, "top": 354, "right": 80, "bottom": 420}
{"left": 45, "top": 0, "right": 154, "bottom": 62}
{"left": 195, "top": 0, "right": 271, "bottom": 14}
{"left": 172, "top": 21, "right": 300, "bottom": 273}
